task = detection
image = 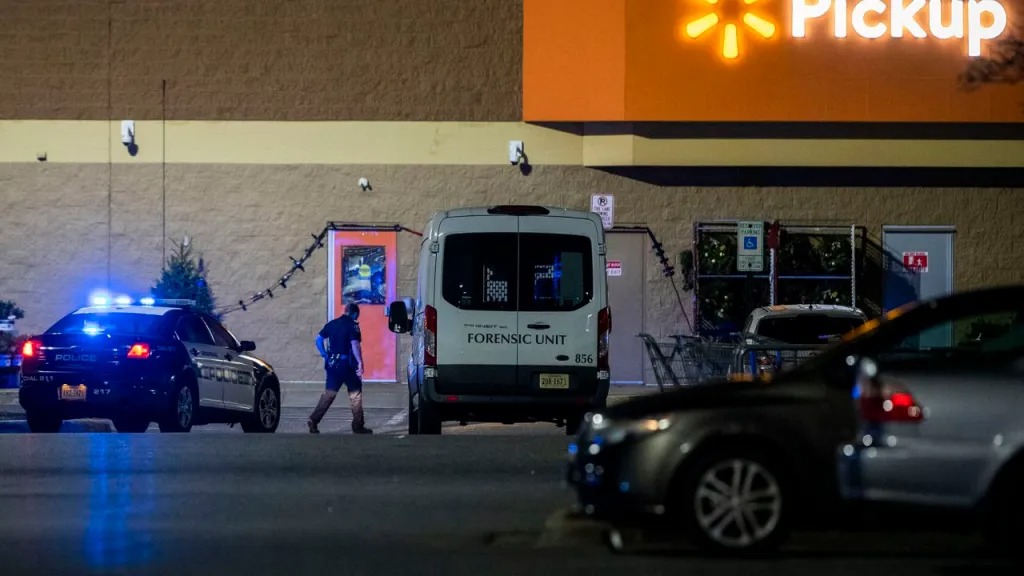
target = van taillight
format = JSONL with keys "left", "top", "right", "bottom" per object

{"left": 597, "top": 307, "right": 611, "bottom": 371}
{"left": 425, "top": 305, "right": 437, "bottom": 367}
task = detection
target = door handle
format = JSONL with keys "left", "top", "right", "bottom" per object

{"left": 527, "top": 323, "right": 550, "bottom": 330}
{"left": 224, "top": 354, "right": 233, "bottom": 361}
{"left": 190, "top": 348, "right": 200, "bottom": 357}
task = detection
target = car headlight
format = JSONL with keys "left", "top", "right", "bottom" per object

{"left": 598, "top": 414, "right": 673, "bottom": 445}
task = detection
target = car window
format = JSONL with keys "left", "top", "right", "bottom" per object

{"left": 47, "top": 312, "right": 169, "bottom": 336}
{"left": 755, "top": 314, "right": 865, "bottom": 345}
{"left": 175, "top": 315, "right": 215, "bottom": 345}
{"left": 887, "top": 310, "right": 1024, "bottom": 358}
{"left": 204, "top": 317, "right": 240, "bottom": 349}
{"left": 518, "top": 233, "right": 593, "bottom": 312}
{"left": 442, "top": 233, "right": 518, "bottom": 311}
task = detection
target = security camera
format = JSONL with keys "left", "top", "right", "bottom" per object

{"left": 509, "top": 141, "right": 525, "bottom": 165}
{"left": 121, "top": 120, "right": 135, "bottom": 147}
{"left": 358, "top": 177, "right": 372, "bottom": 191}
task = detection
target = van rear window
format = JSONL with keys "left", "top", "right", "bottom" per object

{"left": 441, "top": 233, "right": 594, "bottom": 312}
{"left": 442, "top": 233, "right": 518, "bottom": 311}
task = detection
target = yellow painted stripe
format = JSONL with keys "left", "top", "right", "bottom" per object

{"left": 0, "top": 120, "right": 1021, "bottom": 168}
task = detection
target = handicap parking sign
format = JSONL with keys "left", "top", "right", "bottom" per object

{"left": 743, "top": 236, "right": 758, "bottom": 250}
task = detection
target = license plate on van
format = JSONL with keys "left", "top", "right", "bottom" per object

{"left": 539, "top": 374, "right": 569, "bottom": 389}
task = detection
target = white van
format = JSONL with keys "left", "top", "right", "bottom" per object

{"left": 387, "top": 205, "right": 611, "bottom": 435}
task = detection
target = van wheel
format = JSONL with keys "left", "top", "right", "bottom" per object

{"left": 565, "top": 413, "right": 583, "bottom": 436}
{"left": 417, "top": 396, "right": 442, "bottom": 435}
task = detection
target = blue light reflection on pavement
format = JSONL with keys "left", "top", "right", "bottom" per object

{"left": 84, "top": 435, "right": 158, "bottom": 570}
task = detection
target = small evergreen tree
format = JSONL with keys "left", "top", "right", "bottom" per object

{"left": 152, "top": 239, "right": 218, "bottom": 318}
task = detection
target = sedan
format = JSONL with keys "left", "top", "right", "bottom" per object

{"left": 567, "top": 284, "right": 1024, "bottom": 555}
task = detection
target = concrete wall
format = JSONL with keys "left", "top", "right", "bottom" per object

{"left": 2, "top": 159, "right": 1022, "bottom": 382}
{"left": 0, "top": 0, "right": 521, "bottom": 121}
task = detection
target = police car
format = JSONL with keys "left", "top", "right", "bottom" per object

{"left": 18, "top": 296, "right": 281, "bottom": 434}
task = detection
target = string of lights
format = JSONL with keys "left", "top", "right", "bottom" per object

{"left": 215, "top": 223, "right": 422, "bottom": 316}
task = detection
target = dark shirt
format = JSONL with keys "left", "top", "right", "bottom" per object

{"left": 319, "top": 315, "right": 361, "bottom": 371}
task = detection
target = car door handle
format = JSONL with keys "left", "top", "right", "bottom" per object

{"left": 527, "top": 323, "right": 550, "bottom": 330}
{"left": 224, "top": 354, "right": 233, "bottom": 361}
{"left": 190, "top": 348, "right": 200, "bottom": 357}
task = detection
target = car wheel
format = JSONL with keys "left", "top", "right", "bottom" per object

{"left": 241, "top": 381, "right": 280, "bottom": 433}
{"left": 159, "top": 379, "right": 197, "bottom": 433}
{"left": 112, "top": 416, "right": 150, "bottom": 433}
{"left": 26, "top": 411, "right": 62, "bottom": 433}
{"left": 418, "top": 396, "right": 441, "bottom": 435}
{"left": 407, "top": 395, "right": 419, "bottom": 435}
{"left": 675, "top": 449, "right": 791, "bottom": 555}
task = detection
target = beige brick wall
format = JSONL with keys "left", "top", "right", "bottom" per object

{"left": 0, "top": 0, "right": 522, "bottom": 121}
{"left": 1, "top": 163, "right": 1021, "bottom": 382}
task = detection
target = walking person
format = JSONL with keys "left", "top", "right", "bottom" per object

{"left": 308, "top": 302, "right": 373, "bottom": 434}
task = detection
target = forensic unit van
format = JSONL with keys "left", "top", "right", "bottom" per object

{"left": 388, "top": 205, "right": 611, "bottom": 435}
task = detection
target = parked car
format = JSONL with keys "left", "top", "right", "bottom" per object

{"left": 567, "top": 285, "right": 1024, "bottom": 555}
{"left": 733, "top": 304, "right": 867, "bottom": 377}
{"left": 19, "top": 297, "right": 281, "bottom": 433}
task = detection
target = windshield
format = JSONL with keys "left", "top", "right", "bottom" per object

{"left": 47, "top": 312, "right": 170, "bottom": 336}
{"left": 755, "top": 314, "right": 865, "bottom": 345}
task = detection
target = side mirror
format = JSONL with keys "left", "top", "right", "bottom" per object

{"left": 239, "top": 340, "right": 256, "bottom": 352}
{"left": 388, "top": 301, "right": 411, "bottom": 334}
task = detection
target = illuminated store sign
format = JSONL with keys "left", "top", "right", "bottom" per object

{"left": 684, "top": 0, "right": 1009, "bottom": 59}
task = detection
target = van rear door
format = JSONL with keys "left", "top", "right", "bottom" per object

{"left": 516, "top": 216, "right": 602, "bottom": 396}
{"left": 434, "top": 215, "right": 520, "bottom": 394}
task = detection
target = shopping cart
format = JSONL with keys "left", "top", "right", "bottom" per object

{"left": 637, "top": 333, "right": 742, "bottom": 392}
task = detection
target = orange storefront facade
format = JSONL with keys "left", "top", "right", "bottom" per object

{"left": 524, "top": 0, "right": 1022, "bottom": 123}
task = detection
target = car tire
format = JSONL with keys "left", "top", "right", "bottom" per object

{"left": 407, "top": 395, "right": 419, "bottom": 435}
{"left": 673, "top": 448, "right": 792, "bottom": 556}
{"left": 159, "top": 378, "right": 197, "bottom": 433}
{"left": 26, "top": 411, "right": 62, "bottom": 433}
{"left": 417, "top": 396, "right": 442, "bottom": 435}
{"left": 241, "top": 380, "right": 280, "bottom": 434}
{"left": 112, "top": 416, "right": 150, "bottom": 433}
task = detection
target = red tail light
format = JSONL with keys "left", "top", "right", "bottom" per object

{"left": 21, "top": 340, "right": 39, "bottom": 358}
{"left": 127, "top": 343, "right": 151, "bottom": 359}
{"left": 424, "top": 305, "right": 437, "bottom": 367}
{"left": 859, "top": 389, "right": 923, "bottom": 423}
{"left": 597, "top": 307, "right": 611, "bottom": 371}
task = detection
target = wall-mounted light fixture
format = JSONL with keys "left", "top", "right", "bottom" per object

{"left": 358, "top": 177, "right": 372, "bottom": 191}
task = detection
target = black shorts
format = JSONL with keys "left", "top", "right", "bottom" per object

{"left": 325, "top": 368, "right": 362, "bottom": 393}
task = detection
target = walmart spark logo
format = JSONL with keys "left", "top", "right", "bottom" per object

{"left": 682, "top": 0, "right": 778, "bottom": 61}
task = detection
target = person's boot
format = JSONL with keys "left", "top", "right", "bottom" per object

{"left": 349, "top": 389, "right": 372, "bottom": 434}
{"left": 308, "top": 391, "right": 337, "bottom": 434}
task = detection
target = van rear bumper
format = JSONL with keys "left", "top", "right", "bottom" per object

{"left": 421, "top": 366, "right": 609, "bottom": 422}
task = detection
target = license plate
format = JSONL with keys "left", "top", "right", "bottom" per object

{"left": 60, "top": 384, "right": 88, "bottom": 401}
{"left": 539, "top": 374, "right": 569, "bottom": 389}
